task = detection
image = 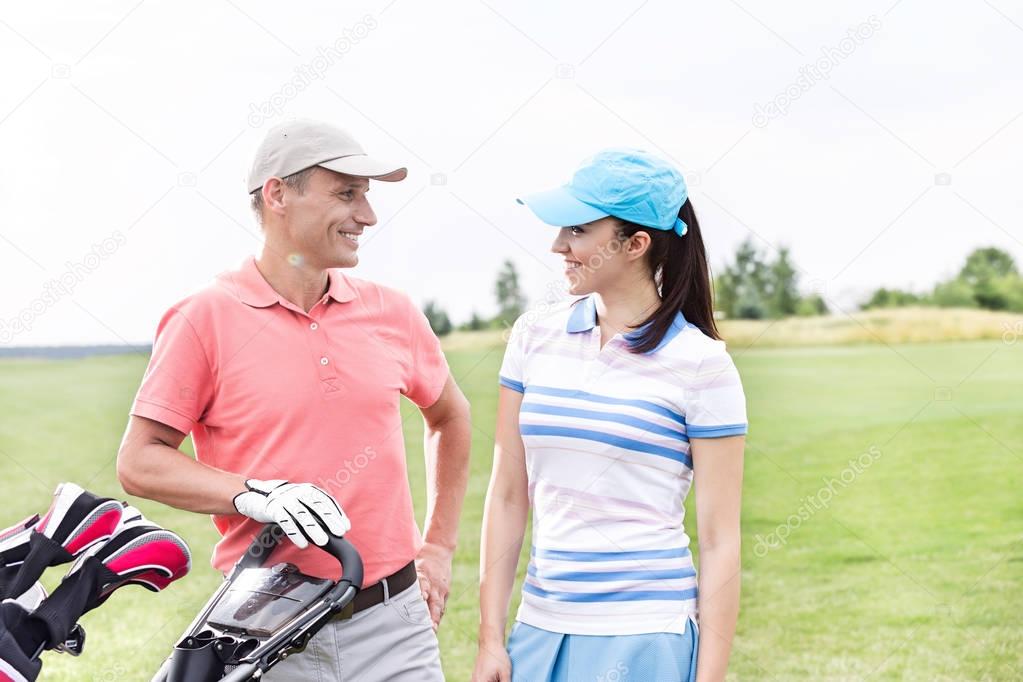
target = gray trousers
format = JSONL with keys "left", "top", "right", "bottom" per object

{"left": 264, "top": 580, "right": 445, "bottom": 681}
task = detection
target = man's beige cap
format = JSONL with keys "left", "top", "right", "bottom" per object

{"left": 247, "top": 118, "right": 407, "bottom": 193}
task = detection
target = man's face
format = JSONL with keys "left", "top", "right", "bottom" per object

{"left": 279, "top": 168, "right": 377, "bottom": 269}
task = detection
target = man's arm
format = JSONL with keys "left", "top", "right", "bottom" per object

{"left": 116, "top": 414, "right": 245, "bottom": 515}
{"left": 415, "top": 374, "right": 472, "bottom": 630}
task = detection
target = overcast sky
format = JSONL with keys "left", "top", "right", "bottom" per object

{"left": 1, "top": 0, "right": 1021, "bottom": 345}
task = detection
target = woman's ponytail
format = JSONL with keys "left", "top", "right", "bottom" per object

{"left": 618, "top": 199, "right": 720, "bottom": 353}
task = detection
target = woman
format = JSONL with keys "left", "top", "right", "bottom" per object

{"left": 472, "top": 149, "right": 747, "bottom": 682}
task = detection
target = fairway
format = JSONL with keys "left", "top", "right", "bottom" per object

{"left": 1, "top": 335, "right": 1020, "bottom": 680}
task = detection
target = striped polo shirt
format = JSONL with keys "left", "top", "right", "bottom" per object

{"left": 499, "top": 295, "right": 747, "bottom": 636}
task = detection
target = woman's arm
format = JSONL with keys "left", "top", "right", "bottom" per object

{"left": 474, "top": 386, "right": 529, "bottom": 681}
{"left": 692, "top": 434, "right": 745, "bottom": 682}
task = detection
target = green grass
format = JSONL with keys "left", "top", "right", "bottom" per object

{"left": 717, "top": 306, "right": 1023, "bottom": 347}
{"left": 1, "top": 336, "right": 1021, "bottom": 680}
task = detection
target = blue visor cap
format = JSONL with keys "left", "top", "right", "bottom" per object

{"left": 517, "top": 148, "right": 689, "bottom": 236}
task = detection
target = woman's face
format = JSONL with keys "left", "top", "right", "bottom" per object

{"left": 550, "top": 216, "right": 631, "bottom": 296}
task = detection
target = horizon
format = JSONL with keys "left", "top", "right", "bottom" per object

{"left": 2, "top": 1, "right": 1021, "bottom": 345}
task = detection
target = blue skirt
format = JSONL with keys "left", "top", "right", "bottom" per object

{"left": 507, "top": 618, "right": 698, "bottom": 682}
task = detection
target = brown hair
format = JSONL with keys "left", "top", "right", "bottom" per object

{"left": 249, "top": 166, "right": 317, "bottom": 224}
{"left": 616, "top": 199, "right": 719, "bottom": 353}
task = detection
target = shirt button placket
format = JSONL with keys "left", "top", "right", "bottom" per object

{"left": 583, "top": 330, "right": 602, "bottom": 388}
{"left": 309, "top": 316, "right": 340, "bottom": 393}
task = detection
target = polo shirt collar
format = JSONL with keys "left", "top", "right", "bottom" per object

{"left": 565, "top": 295, "right": 689, "bottom": 354}
{"left": 566, "top": 296, "right": 598, "bottom": 333}
{"left": 233, "top": 257, "right": 356, "bottom": 308}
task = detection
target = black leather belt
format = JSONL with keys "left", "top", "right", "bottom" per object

{"left": 331, "top": 560, "right": 417, "bottom": 621}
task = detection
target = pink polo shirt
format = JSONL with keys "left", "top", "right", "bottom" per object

{"left": 130, "top": 257, "right": 449, "bottom": 585}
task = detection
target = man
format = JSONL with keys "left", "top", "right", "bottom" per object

{"left": 117, "top": 119, "right": 471, "bottom": 680}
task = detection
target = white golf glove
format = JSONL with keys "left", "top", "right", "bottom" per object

{"left": 233, "top": 479, "right": 351, "bottom": 549}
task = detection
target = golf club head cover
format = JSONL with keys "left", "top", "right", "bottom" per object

{"left": 28, "top": 507, "right": 191, "bottom": 650}
{"left": 0, "top": 603, "right": 42, "bottom": 682}
{"left": 1, "top": 583, "right": 45, "bottom": 615}
{"left": 0, "top": 516, "right": 38, "bottom": 601}
{"left": 0, "top": 516, "right": 38, "bottom": 549}
{"left": 0, "top": 582, "right": 48, "bottom": 665}
{"left": 4, "top": 483, "right": 123, "bottom": 599}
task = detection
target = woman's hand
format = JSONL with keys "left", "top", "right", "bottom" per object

{"left": 474, "top": 385, "right": 528, "bottom": 682}
{"left": 471, "top": 641, "right": 512, "bottom": 682}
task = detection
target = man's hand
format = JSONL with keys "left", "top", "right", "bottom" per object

{"left": 415, "top": 541, "right": 454, "bottom": 631}
{"left": 233, "top": 479, "right": 351, "bottom": 549}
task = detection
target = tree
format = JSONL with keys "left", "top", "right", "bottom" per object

{"left": 767, "top": 247, "right": 799, "bottom": 317}
{"left": 715, "top": 238, "right": 820, "bottom": 319}
{"left": 859, "top": 247, "right": 1023, "bottom": 312}
{"left": 494, "top": 259, "right": 526, "bottom": 325}
{"left": 715, "top": 238, "right": 767, "bottom": 319}
{"left": 422, "top": 300, "right": 452, "bottom": 336}
{"left": 797, "top": 294, "right": 829, "bottom": 316}
{"left": 959, "top": 247, "right": 1018, "bottom": 285}
{"left": 861, "top": 287, "right": 923, "bottom": 310}
{"left": 994, "top": 275, "right": 1023, "bottom": 312}
{"left": 734, "top": 284, "right": 767, "bottom": 319}
{"left": 457, "top": 311, "right": 487, "bottom": 332}
{"left": 958, "top": 247, "right": 1019, "bottom": 310}
{"left": 930, "top": 279, "right": 974, "bottom": 308}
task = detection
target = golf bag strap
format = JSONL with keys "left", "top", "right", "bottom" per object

{"left": 29, "top": 557, "right": 114, "bottom": 651}
{"left": 3, "top": 534, "right": 73, "bottom": 602}
{"left": 0, "top": 608, "right": 41, "bottom": 682}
